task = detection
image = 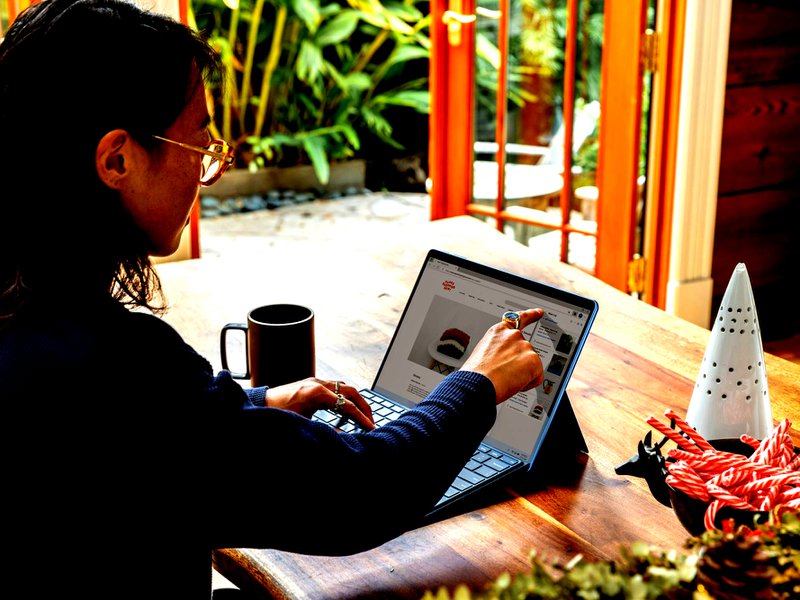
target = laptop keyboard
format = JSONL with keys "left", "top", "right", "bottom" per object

{"left": 314, "top": 389, "right": 405, "bottom": 431}
{"left": 440, "top": 444, "right": 520, "bottom": 504}
{"left": 313, "top": 389, "right": 522, "bottom": 505}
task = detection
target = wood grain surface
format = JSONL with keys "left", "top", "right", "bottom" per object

{"left": 156, "top": 215, "right": 800, "bottom": 600}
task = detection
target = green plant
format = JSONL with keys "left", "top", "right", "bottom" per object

{"left": 472, "top": 0, "right": 604, "bottom": 161}
{"left": 421, "top": 512, "right": 800, "bottom": 599}
{"left": 191, "top": 0, "right": 431, "bottom": 184}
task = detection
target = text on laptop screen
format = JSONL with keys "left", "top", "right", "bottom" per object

{"left": 371, "top": 251, "right": 596, "bottom": 464}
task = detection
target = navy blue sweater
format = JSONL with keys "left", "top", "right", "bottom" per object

{"left": 0, "top": 299, "right": 497, "bottom": 599}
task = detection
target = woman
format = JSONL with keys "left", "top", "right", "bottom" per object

{"left": 0, "top": 1, "right": 544, "bottom": 598}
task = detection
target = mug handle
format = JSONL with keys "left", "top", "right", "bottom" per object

{"left": 220, "top": 322, "right": 249, "bottom": 380}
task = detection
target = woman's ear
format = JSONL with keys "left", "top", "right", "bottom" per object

{"left": 96, "top": 129, "right": 136, "bottom": 189}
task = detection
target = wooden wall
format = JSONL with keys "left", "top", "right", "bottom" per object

{"left": 713, "top": 0, "right": 800, "bottom": 342}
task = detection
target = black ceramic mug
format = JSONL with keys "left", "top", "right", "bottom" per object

{"left": 220, "top": 304, "right": 315, "bottom": 388}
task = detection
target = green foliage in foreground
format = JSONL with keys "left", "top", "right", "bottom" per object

{"left": 422, "top": 512, "right": 799, "bottom": 600}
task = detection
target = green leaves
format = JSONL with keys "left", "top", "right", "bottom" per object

{"left": 302, "top": 135, "right": 330, "bottom": 184}
{"left": 421, "top": 513, "right": 800, "bottom": 600}
{"left": 291, "top": 0, "right": 322, "bottom": 34}
{"left": 296, "top": 39, "right": 324, "bottom": 84}
{"left": 375, "top": 89, "right": 428, "bottom": 112}
{"left": 248, "top": 122, "right": 359, "bottom": 184}
{"left": 193, "top": 0, "right": 431, "bottom": 185}
{"left": 315, "top": 11, "right": 360, "bottom": 46}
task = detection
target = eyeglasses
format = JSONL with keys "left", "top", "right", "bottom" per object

{"left": 151, "top": 135, "right": 235, "bottom": 186}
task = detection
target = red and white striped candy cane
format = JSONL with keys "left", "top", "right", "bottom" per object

{"left": 664, "top": 409, "right": 715, "bottom": 452}
{"left": 706, "top": 482, "right": 758, "bottom": 511}
{"left": 704, "top": 499, "right": 722, "bottom": 531}
{"left": 778, "top": 487, "right": 800, "bottom": 502}
{"left": 666, "top": 474, "right": 710, "bottom": 502}
{"left": 730, "top": 472, "right": 799, "bottom": 498}
{"left": 740, "top": 433, "right": 761, "bottom": 450}
{"left": 760, "top": 484, "right": 782, "bottom": 511}
{"left": 646, "top": 416, "right": 701, "bottom": 453}
{"left": 709, "top": 466, "right": 751, "bottom": 488}
{"left": 752, "top": 418, "right": 790, "bottom": 464}
{"left": 641, "top": 411, "right": 798, "bottom": 532}
{"left": 666, "top": 462, "right": 709, "bottom": 501}
{"left": 787, "top": 452, "right": 800, "bottom": 471}
{"left": 777, "top": 437, "right": 796, "bottom": 468}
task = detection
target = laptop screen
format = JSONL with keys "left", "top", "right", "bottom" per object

{"left": 371, "top": 249, "right": 598, "bottom": 464}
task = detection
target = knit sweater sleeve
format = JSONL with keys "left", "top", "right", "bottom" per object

{"left": 245, "top": 386, "right": 267, "bottom": 407}
{"left": 45, "top": 307, "right": 499, "bottom": 556}
{"left": 2, "top": 305, "right": 499, "bottom": 594}
{"left": 209, "top": 370, "right": 498, "bottom": 555}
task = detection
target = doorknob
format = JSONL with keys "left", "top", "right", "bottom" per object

{"left": 442, "top": 2, "right": 502, "bottom": 47}
{"left": 442, "top": 0, "right": 476, "bottom": 47}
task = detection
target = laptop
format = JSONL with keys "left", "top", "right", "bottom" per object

{"left": 313, "top": 249, "right": 599, "bottom": 515}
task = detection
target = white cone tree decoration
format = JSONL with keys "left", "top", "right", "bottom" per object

{"left": 685, "top": 263, "right": 773, "bottom": 440}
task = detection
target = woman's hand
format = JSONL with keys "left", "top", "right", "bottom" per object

{"left": 266, "top": 377, "right": 376, "bottom": 430}
{"left": 460, "top": 308, "right": 545, "bottom": 404}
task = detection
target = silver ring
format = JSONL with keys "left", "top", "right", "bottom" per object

{"left": 334, "top": 381, "right": 341, "bottom": 395}
{"left": 502, "top": 310, "right": 521, "bottom": 330}
{"left": 332, "top": 394, "right": 347, "bottom": 413}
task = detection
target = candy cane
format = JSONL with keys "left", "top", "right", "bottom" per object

{"left": 752, "top": 419, "right": 790, "bottom": 464}
{"left": 779, "top": 487, "right": 800, "bottom": 502}
{"left": 730, "top": 473, "right": 800, "bottom": 498}
{"left": 688, "top": 451, "right": 750, "bottom": 472}
{"left": 666, "top": 461, "right": 709, "bottom": 495}
{"left": 664, "top": 409, "right": 715, "bottom": 451}
{"left": 704, "top": 499, "right": 722, "bottom": 531}
{"left": 643, "top": 411, "right": 798, "bottom": 532}
{"left": 708, "top": 466, "right": 751, "bottom": 488}
{"left": 646, "top": 416, "right": 701, "bottom": 453}
{"left": 666, "top": 448, "right": 706, "bottom": 462}
{"left": 760, "top": 485, "right": 781, "bottom": 511}
{"left": 666, "top": 473, "right": 710, "bottom": 502}
{"left": 740, "top": 433, "right": 761, "bottom": 450}
{"left": 787, "top": 452, "right": 800, "bottom": 471}
{"left": 778, "top": 438, "right": 795, "bottom": 469}
{"left": 706, "top": 482, "right": 758, "bottom": 511}
{"left": 669, "top": 449, "right": 782, "bottom": 477}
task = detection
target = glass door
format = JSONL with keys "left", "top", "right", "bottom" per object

{"left": 431, "top": 0, "right": 607, "bottom": 274}
{"left": 470, "top": 0, "right": 603, "bottom": 275}
{"left": 429, "top": 0, "right": 682, "bottom": 305}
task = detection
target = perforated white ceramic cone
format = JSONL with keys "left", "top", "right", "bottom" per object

{"left": 685, "top": 263, "right": 773, "bottom": 440}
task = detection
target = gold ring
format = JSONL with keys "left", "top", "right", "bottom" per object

{"left": 334, "top": 381, "right": 341, "bottom": 394}
{"left": 502, "top": 310, "right": 521, "bottom": 330}
{"left": 332, "top": 394, "right": 346, "bottom": 413}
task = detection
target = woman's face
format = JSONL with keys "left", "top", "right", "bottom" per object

{"left": 120, "top": 75, "right": 211, "bottom": 256}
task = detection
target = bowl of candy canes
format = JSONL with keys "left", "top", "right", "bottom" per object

{"left": 615, "top": 409, "right": 799, "bottom": 536}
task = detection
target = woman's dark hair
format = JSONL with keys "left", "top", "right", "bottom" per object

{"left": 0, "top": 0, "right": 223, "bottom": 328}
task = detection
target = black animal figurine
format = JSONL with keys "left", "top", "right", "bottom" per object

{"left": 615, "top": 429, "right": 673, "bottom": 507}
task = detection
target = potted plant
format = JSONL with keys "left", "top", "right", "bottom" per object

{"left": 189, "top": 0, "right": 431, "bottom": 189}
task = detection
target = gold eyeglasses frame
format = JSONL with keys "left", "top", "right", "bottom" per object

{"left": 151, "top": 134, "right": 235, "bottom": 186}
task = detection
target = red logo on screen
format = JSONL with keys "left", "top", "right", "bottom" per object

{"left": 442, "top": 280, "right": 455, "bottom": 291}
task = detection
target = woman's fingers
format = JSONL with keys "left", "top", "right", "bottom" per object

{"left": 518, "top": 307, "right": 545, "bottom": 330}
{"left": 329, "top": 380, "right": 375, "bottom": 431}
{"left": 460, "top": 308, "right": 545, "bottom": 403}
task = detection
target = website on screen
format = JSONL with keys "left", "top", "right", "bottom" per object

{"left": 373, "top": 256, "right": 592, "bottom": 460}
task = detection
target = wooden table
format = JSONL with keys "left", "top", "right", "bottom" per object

{"left": 155, "top": 215, "right": 800, "bottom": 599}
